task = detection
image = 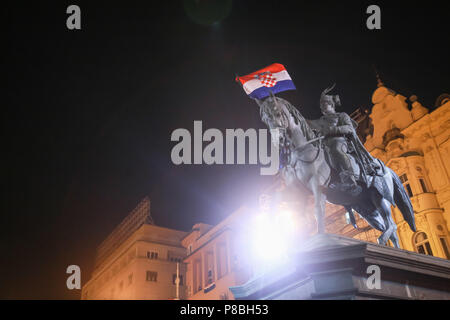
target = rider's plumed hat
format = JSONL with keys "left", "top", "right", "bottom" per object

{"left": 320, "top": 83, "right": 341, "bottom": 110}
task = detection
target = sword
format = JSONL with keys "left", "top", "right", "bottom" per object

{"left": 349, "top": 137, "right": 368, "bottom": 187}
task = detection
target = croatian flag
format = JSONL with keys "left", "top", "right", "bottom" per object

{"left": 235, "top": 63, "right": 296, "bottom": 99}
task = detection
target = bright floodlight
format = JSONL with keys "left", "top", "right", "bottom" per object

{"left": 251, "top": 209, "right": 296, "bottom": 266}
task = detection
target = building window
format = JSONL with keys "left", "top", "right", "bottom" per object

{"left": 173, "top": 274, "right": 184, "bottom": 286}
{"left": 440, "top": 238, "right": 450, "bottom": 259}
{"left": 146, "top": 271, "right": 158, "bottom": 282}
{"left": 194, "top": 260, "right": 202, "bottom": 293}
{"left": 400, "top": 174, "right": 413, "bottom": 197}
{"left": 405, "top": 184, "right": 413, "bottom": 197}
{"left": 170, "top": 257, "right": 182, "bottom": 263}
{"left": 128, "top": 273, "right": 133, "bottom": 285}
{"left": 205, "top": 252, "right": 215, "bottom": 284}
{"left": 217, "top": 244, "right": 228, "bottom": 279}
{"left": 419, "top": 178, "right": 429, "bottom": 193}
{"left": 207, "top": 269, "right": 213, "bottom": 285}
{"left": 188, "top": 245, "right": 193, "bottom": 255}
{"left": 414, "top": 232, "right": 433, "bottom": 256}
{"left": 399, "top": 174, "right": 407, "bottom": 183}
{"left": 147, "top": 251, "right": 158, "bottom": 260}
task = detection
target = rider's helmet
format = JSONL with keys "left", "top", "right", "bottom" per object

{"left": 320, "top": 83, "right": 341, "bottom": 112}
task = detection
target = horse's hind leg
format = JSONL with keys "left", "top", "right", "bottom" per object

{"left": 389, "top": 231, "right": 400, "bottom": 248}
{"left": 388, "top": 214, "right": 400, "bottom": 248}
{"left": 371, "top": 193, "right": 394, "bottom": 246}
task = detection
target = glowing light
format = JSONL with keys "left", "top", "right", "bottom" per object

{"left": 250, "top": 208, "right": 296, "bottom": 266}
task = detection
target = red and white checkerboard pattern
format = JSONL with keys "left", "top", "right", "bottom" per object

{"left": 257, "top": 72, "right": 277, "bottom": 88}
{"left": 237, "top": 63, "right": 295, "bottom": 98}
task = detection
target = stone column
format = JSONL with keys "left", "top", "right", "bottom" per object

{"left": 226, "top": 232, "right": 232, "bottom": 275}
{"left": 213, "top": 245, "right": 219, "bottom": 281}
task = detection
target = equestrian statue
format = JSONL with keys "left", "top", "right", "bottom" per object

{"left": 254, "top": 84, "right": 416, "bottom": 247}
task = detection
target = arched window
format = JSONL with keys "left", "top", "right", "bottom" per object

{"left": 414, "top": 232, "right": 433, "bottom": 256}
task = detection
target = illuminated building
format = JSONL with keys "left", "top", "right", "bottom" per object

{"left": 81, "top": 198, "right": 188, "bottom": 300}
{"left": 181, "top": 207, "right": 255, "bottom": 300}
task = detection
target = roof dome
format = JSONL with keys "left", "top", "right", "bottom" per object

{"left": 371, "top": 72, "right": 396, "bottom": 104}
{"left": 372, "top": 86, "right": 396, "bottom": 104}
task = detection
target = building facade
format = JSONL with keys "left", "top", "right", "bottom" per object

{"left": 81, "top": 198, "right": 188, "bottom": 300}
{"left": 181, "top": 207, "right": 255, "bottom": 300}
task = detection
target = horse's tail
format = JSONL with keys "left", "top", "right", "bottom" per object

{"left": 390, "top": 168, "right": 416, "bottom": 232}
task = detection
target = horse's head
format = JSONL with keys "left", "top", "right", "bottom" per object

{"left": 256, "top": 93, "right": 316, "bottom": 148}
{"left": 256, "top": 94, "right": 291, "bottom": 132}
{"left": 255, "top": 93, "right": 295, "bottom": 149}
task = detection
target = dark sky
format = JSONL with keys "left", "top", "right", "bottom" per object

{"left": 3, "top": 1, "right": 449, "bottom": 299}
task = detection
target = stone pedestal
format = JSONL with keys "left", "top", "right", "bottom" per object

{"left": 229, "top": 234, "right": 450, "bottom": 300}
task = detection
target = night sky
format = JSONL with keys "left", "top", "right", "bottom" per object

{"left": 3, "top": 1, "right": 449, "bottom": 299}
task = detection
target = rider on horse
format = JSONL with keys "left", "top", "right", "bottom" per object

{"left": 308, "top": 84, "right": 381, "bottom": 196}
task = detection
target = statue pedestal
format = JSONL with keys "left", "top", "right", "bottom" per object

{"left": 229, "top": 234, "right": 450, "bottom": 300}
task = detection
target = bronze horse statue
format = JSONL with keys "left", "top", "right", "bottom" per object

{"left": 256, "top": 94, "right": 416, "bottom": 247}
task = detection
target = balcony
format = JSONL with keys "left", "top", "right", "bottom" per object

{"left": 410, "top": 192, "right": 439, "bottom": 212}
